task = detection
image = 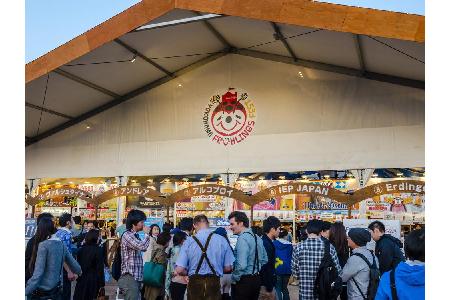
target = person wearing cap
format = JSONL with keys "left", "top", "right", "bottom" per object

{"left": 341, "top": 228, "right": 379, "bottom": 300}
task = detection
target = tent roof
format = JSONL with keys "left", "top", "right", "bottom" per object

{"left": 25, "top": 0, "right": 425, "bottom": 146}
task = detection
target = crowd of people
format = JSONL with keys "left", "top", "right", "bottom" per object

{"left": 25, "top": 210, "right": 425, "bottom": 300}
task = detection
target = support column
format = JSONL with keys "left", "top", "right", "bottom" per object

{"left": 115, "top": 176, "right": 128, "bottom": 224}
{"left": 220, "top": 173, "right": 239, "bottom": 220}
{"left": 26, "top": 179, "right": 40, "bottom": 218}
{"left": 250, "top": 205, "right": 254, "bottom": 227}
{"left": 350, "top": 169, "right": 374, "bottom": 219}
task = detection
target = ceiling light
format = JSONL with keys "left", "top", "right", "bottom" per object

{"left": 177, "top": 83, "right": 183, "bottom": 88}
{"left": 279, "top": 176, "right": 286, "bottom": 180}
{"left": 84, "top": 181, "right": 90, "bottom": 184}
{"left": 85, "top": 124, "right": 91, "bottom": 129}
{"left": 55, "top": 182, "right": 60, "bottom": 185}
{"left": 200, "top": 177, "right": 206, "bottom": 182}
{"left": 130, "top": 56, "right": 136, "bottom": 63}
{"left": 323, "top": 175, "right": 330, "bottom": 179}
{"left": 301, "top": 175, "right": 308, "bottom": 179}
{"left": 131, "top": 180, "right": 137, "bottom": 183}
{"left": 396, "top": 173, "right": 403, "bottom": 177}
{"left": 298, "top": 71, "right": 304, "bottom": 78}
{"left": 147, "top": 179, "right": 153, "bottom": 183}
{"left": 182, "top": 178, "right": 189, "bottom": 182}
{"left": 372, "top": 173, "right": 378, "bottom": 177}
{"left": 164, "top": 178, "right": 171, "bottom": 183}
{"left": 69, "top": 182, "right": 74, "bottom": 184}
{"left": 259, "top": 176, "right": 265, "bottom": 180}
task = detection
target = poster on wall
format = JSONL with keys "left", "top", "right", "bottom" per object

{"left": 363, "top": 193, "right": 424, "bottom": 222}
{"left": 343, "top": 219, "right": 401, "bottom": 239}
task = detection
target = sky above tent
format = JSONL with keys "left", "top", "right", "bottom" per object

{"left": 25, "top": 0, "right": 424, "bottom": 63}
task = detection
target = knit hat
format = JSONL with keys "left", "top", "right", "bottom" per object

{"left": 348, "top": 228, "right": 371, "bottom": 246}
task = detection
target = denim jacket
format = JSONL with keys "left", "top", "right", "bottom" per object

{"left": 232, "top": 229, "right": 268, "bottom": 284}
{"left": 25, "top": 235, "right": 81, "bottom": 295}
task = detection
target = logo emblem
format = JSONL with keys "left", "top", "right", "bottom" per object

{"left": 203, "top": 88, "right": 256, "bottom": 146}
{"left": 374, "top": 185, "right": 383, "bottom": 195}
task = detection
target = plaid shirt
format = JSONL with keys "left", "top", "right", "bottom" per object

{"left": 291, "top": 237, "right": 342, "bottom": 300}
{"left": 121, "top": 230, "right": 151, "bottom": 281}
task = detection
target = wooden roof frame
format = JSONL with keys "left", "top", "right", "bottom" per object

{"left": 26, "top": 0, "right": 424, "bottom": 83}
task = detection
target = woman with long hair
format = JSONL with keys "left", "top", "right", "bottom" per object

{"left": 26, "top": 218, "right": 82, "bottom": 299}
{"left": 329, "top": 222, "right": 350, "bottom": 300}
{"left": 165, "top": 231, "right": 188, "bottom": 300}
{"left": 73, "top": 230, "right": 105, "bottom": 300}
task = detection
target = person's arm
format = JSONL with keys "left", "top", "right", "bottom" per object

{"left": 378, "top": 242, "right": 394, "bottom": 274}
{"left": 291, "top": 245, "right": 300, "bottom": 279}
{"left": 260, "top": 240, "right": 274, "bottom": 292}
{"left": 122, "top": 232, "right": 151, "bottom": 251}
{"left": 64, "top": 246, "right": 82, "bottom": 275}
{"left": 330, "top": 245, "right": 343, "bottom": 275}
{"left": 223, "top": 238, "right": 235, "bottom": 273}
{"left": 231, "top": 236, "right": 249, "bottom": 283}
{"left": 97, "top": 247, "right": 105, "bottom": 287}
{"left": 374, "top": 273, "right": 391, "bottom": 300}
{"left": 25, "top": 244, "right": 47, "bottom": 295}
{"left": 259, "top": 239, "right": 268, "bottom": 268}
{"left": 340, "top": 256, "right": 363, "bottom": 282}
{"left": 175, "top": 240, "right": 190, "bottom": 276}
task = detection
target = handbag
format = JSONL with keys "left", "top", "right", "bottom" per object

{"left": 143, "top": 250, "right": 165, "bottom": 287}
{"left": 97, "top": 287, "right": 109, "bottom": 300}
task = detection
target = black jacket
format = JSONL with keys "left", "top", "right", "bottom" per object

{"left": 73, "top": 244, "right": 105, "bottom": 300}
{"left": 260, "top": 234, "right": 276, "bottom": 292}
{"left": 25, "top": 236, "right": 35, "bottom": 281}
{"left": 375, "top": 234, "right": 405, "bottom": 274}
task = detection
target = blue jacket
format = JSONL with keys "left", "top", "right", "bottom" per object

{"left": 26, "top": 235, "right": 82, "bottom": 296}
{"left": 375, "top": 261, "right": 425, "bottom": 300}
{"left": 273, "top": 238, "right": 293, "bottom": 275}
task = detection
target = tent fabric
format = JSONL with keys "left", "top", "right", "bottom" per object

{"left": 26, "top": 55, "right": 424, "bottom": 179}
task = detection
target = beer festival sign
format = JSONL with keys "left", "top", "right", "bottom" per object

{"left": 203, "top": 88, "right": 256, "bottom": 146}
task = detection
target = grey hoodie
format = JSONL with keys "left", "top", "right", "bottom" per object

{"left": 341, "top": 246, "right": 379, "bottom": 300}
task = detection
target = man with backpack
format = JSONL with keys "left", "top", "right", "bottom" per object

{"left": 175, "top": 214, "right": 235, "bottom": 300}
{"left": 368, "top": 221, "right": 405, "bottom": 274}
{"left": 375, "top": 228, "right": 425, "bottom": 300}
{"left": 341, "top": 228, "right": 380, "bottom": 300}
{"left": 291, "top": 219, "right": 342, "bottom": 300}
{"left": 259, "top": 216, "right": 281, "bottom": 300}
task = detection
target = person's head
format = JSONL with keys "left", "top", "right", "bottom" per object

{"left": 306, "top": 219, "right": 323, "bottom": 237}
{"left": 329, "top": 222, "right": 349, "bottom": 257}
{"left": 404, "top": 228, "right": 425, "bottom": 262}
{"left": 299, "top": 226, "right": 308, "bottom": 242}
{"left": 251, "top": 226, "right": 263, "bottom": 237}
{"left": 122, "top": 218, "right": 127, "bottom": 224}
{"left": 228, "top": 211, "right": 249, "bottom": 235}
{"left": 279, "top": 228, "right": 289, "bottom": 240}
{"left": 83, "top": 221, "right": 89, "bottom": 229}
{"left": 150, "top": 224, "right": 161, "bottom": 237}
{"left": 162, "top": 222, "right": 173, "bottom": 233}
{"left": 368, "top": 220, "right": 385, "bottom": 241}
{"left": 173, "top": 231, "right": 188, "bottom": 247}
{"left": 73, "top": 216, "right": 81, "bottom": 225}
{"left": 58, "top": 213, "right": 73, "bottom": 229}
{"left": 86, "top": 221, "right": 95, "bottom": 232}
{"left": 263, "top": 216, "right": 281, "bottom": 240}
{"left": 179, "top": 217, "right": 194, "bottom": 234}
{"left": 347, "top": 228, "right": 372, "bottom": 249}
{"left": 84, "top": 229, "right": 100, "bottom": 246}
{"left": 93, "top": 220, "right": 99, "bottom": 229}
{"left": 321, "top": 221, "right": 332, "bottom": 239}
{"left": 156, "top": 232, "right": 172, "bottom": 248}
{"left": 36, "top": 212, "right": 53, "bottom": 225}
{"left": 29, "top": 218, "right": 57, "bottom": 274}
{"left": 193, "top": 214, "right": 210, "bottom": 232}
{"left": 126, "top": 209, "right": 147, "bottom": 232}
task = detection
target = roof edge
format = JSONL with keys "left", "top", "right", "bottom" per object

{"left": 25, "top": 0, "right": 424, "bottom": 84}
{"left": 25, "top": 0, "right": 175, "bottom": 83}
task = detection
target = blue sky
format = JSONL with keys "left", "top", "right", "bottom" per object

{"left": 26, "top": 0, "right": 424, "bottom": 63}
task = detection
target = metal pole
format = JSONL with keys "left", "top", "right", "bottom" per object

{"left": 95, "top": 205, "right": 98, "bottom": 221}
{"left": 250, "top": 205, "right": 254, "bottom": 226}
{"left": 166, "top": 205, "right": 170, "bottom": 223}
{"left": 293, "top": 195, "right": 296, "bottom": 243}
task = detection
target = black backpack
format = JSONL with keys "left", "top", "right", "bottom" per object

{"left": 314, "top": 241, "right": 343, "bottom": 300}
{"left": 352, "top": 252, "right": 381, "bottom": 300}
{"left": 111, "top": 236, "right": 123, "bottom": 281}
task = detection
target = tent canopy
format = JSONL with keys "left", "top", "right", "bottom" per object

{"left": 25, "top": 0, "right": 424, "bottom": 179}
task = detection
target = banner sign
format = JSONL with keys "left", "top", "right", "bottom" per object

{"left": 251, "top": 182, "right": 350, "bottom": 205}
{"left": 351, "top": 180, "right": 425, "bottom": 205}
{"left": 95, "top": 186, "right": 164, "bottom": 206}
{"left": 166, "top": 184, "right": 252, "bottom": 206}
{"left": 25, "top": 218, "right": 37, "bottom": 239}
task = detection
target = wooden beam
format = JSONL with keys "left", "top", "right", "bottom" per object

{"left": 26, "top": 0, "right": 175, "bottom": 83}
{"left": 175, "top": 0, "right": 424, "bottom": 42}
{"left": 25, "top": 0, "right": 423, "bottom": 84}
